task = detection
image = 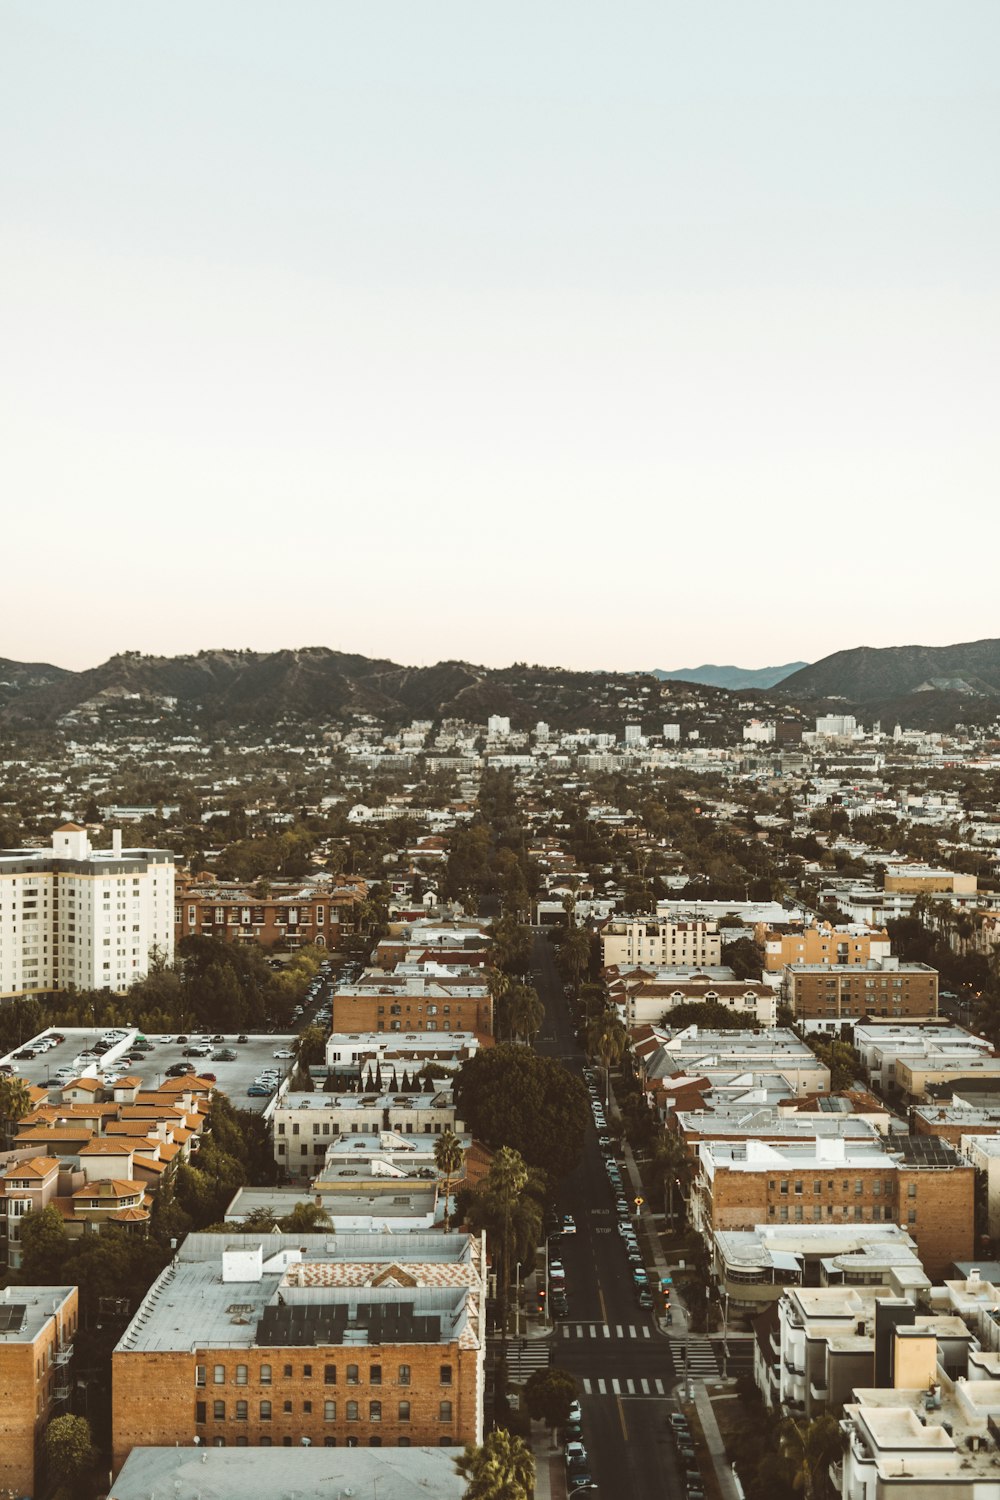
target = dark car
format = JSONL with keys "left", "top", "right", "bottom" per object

{"left": 176, "top": 1035, "right": 188, "bottom": 1044}
{"left": 166, "top": 1062, "right": 196, "bottom": 1077}
{"left": 213, "top": 1049, "right": 237, "bottom": 1062}
{"left": 210, "top": 1034, "right": 225, "bottom": 1043}
{"left": 237, "top": 1034, "right": 249, "bottom": 1044}
{"left": 13, "top": 1049, "right": 36, "bottom": 1060}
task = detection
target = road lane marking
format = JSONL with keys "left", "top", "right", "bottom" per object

{"left": 612, "top": 1379, "right": 621, "bottom": 1394}
{"left": 598, "top": 1379, "right": 607, "bottom": 1395}
{"left": 583, "top": 1379, "right": 592, "bottom": 1394}
{"left": 618, "top": 1395, "right": 628, "bottom": 1440}
{"left": 615, "top": 1325, "right": 623, "bottom": 1337}
{"left": 655, "top": 1379, "right": 665, "bottom": 1394}
{"left": 642, "top": 1327, "right": 650, "bottom": 1339}
{"left": 641, "top": 1378, "right": 650, "bottom": 1394}
{"left": 599, "top": 1286, "right": 608, "bottom": 1324}
{"left": 602, "top": 1325, "right": 610, "bottom": 1338}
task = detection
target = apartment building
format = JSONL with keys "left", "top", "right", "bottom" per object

{"left": 783, "top": 958, "right": 939, "bottom": 1029}
{"left": 272, "top": 1089, "right": 463, "bottom": 1177}
{"left": 601, "top": 916, "right": 721, "bottom": 969}
{"left": 174, "top": 873, "right": 365, "bottom": 951}
{"left": 111, "top": 1232, "right": 486, "bottom": 1472}
{"left": 608, "top": 967, "right": 778, "bottom": 1027}
{"left": 0, "top": 824, "right": 174, "bottom": 998}
{"left": 637, "top": 1026, "right": 830, "bottom": 1099}
{"left": 324, "top": 1031, "right": 482, "bottom": 1081}
{"left": 330, "top": 972, "right": 493, "bottom": 1038}
{"left": 0, "top": 1283, "right": 78, "bottom": 1497}
{"left": 854, "top": 1024, "right": 992, "bottom": 1095}
{"left": 761, "top": 921, "right": 891, "bottom": 973}
{"left": 691, "top": 1133, "right": 973, "bottom": 1280}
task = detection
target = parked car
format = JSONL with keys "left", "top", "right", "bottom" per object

{"left": 565, "top": 1442, "right": 588, "bottom": 1473}
{"left": 166, "top": 1062, "right": 196, "bottom": 1077}
{"left": 562, "top": 1215, "right": 576, "bottom": 1234}
{"left": 273, "top": 1049, "right": 295, "bottom": 1059}
{"left": 247, "top": 1085, "right": 272, "bottom": 1098}
{"left": 237, "top": 1034, "right": 249, "bottom": 1044}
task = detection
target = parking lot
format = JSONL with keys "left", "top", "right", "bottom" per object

{"left": 0, "top": 1028, "right": 301, "bottom": 1114}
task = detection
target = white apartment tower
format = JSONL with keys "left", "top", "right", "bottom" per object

{"left": 0, "top": 825, "right": 175, "bottom": 998}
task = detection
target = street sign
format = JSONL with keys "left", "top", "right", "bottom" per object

{"left": 660, "top": 1275, "right": 672, "bottom": 1288}
{"left": 634, "top": 1195, "right": 644, "bottom": 1208}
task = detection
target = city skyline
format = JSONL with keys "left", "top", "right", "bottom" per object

{"left": 3, "top": 2, "right": 997, "bottom": 673}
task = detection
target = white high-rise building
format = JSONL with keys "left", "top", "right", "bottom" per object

{"left": 0, "top": 825, "right": 175, "bottom": 998}
{"left": 743, "top": 719, "right": 776, "bottom": 744}
{"left": 662, "top": 724, "right": 680, "bottom": 742}
{"left": 486, "top": 715, "right": 510, "bottom": 737}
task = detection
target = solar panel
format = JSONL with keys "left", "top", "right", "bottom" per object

{"left": 0, "top": 1304, "right": 27, "bottom": 1333}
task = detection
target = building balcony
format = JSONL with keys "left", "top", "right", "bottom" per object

{"left": 53, "top": 1343, "right": 73, "bottom": 1366}
{"left": 51, "top": 1382, "right": 71, "bottom": 1403}
{"left": 810, "top": 1378, "right": 829, "bottom": 1402}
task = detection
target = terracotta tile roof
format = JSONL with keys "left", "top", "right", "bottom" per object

{"left": 71, "top": 1179, "right": 145, "bottom": 1200}
{"left": 1, "top": 1155, "right": 60, "bottom": 1179}
{"left": 79, "top": 1140, "right": 133, "bottom": 1156}
{"left": 110, "top": 1205, "right": 150, "bottom": 1222}
{"left": 63, "top": 1078, "right": 102, "bottom": 1093}
{"left": 133, "top": 1156, "right": 166, "bottom": 1174}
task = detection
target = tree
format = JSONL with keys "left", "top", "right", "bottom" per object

{"left": 278, "top": 1200, "right": 332, "bottom": 1233}
{"left": 505, "top": 982, "right": 544, "bottom": 1044}
{"left": 434, "top": 1129, "right": 465, "bottom": 1233}
{"left": 454, "top": 1046, "right": 590, "bottom": 1179}
{"left": 454, "top": 1427, "right": 534, "bottom": 1500}
{"left": 0, "top": 1072, "right": 34, "bottom": 1143}
{"left": 651, "top": 1131, "right": 693, "bottom": 1225}
{"left": 480, "top": 1146, "right": 528, "bottom": 1340}
{"left": 584, "top": 1011, "right": 628, "bottom": 1105}
{"left": 524, "top": 1366, "right": 578, "bottom": 1436}
{"left": 45, "top": 1413, "right": 95, "bottom": 1496}
{"left": 779, "top": 1414, "right": 841, "bottom": 1500}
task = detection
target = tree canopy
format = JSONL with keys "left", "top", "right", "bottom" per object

{"left": 454, "top": 1045, "right": 589, "bottom": 1179}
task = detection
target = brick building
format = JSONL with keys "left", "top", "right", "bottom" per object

{"left": 111, "top": 1232, "right": 485, "bottom": 1473}
{"left": 330, "top": 974, "right": 493, "bottom": 1038}
{"left": 691, "top": 1133, "right": 972, "bottom": 1280}
{"left": 783, "top": 958, "right": 938, "bottom": 1029}
{"left": 174, "top": 874, "right": 366, "bottom": 951}
{"left": 0, "top": 1284, "right": 78, "bottom": 1496}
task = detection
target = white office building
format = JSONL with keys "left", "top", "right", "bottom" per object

{"left": 0, "top": 824, "right": 174, "bottom": 997}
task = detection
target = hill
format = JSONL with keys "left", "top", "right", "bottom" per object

{"left": 0, "top": 648, "right": 738, "bottom": 734}
{"left": 649, "top": 662, "right": 807, "bottom": 690}
{"left": 780, "top": 639, "right": 1000, "bottom": 703}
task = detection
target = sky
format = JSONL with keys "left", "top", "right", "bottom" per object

{"left": 2, "top": 2, "right": 998, "bottom": 675}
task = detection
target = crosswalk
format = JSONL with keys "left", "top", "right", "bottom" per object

{"left": 559, "top": 1322, "right": 651, "bottom": 1341}
{"left": 669, "top": 1334, "right": 719, "bottom": 1378}
{"left": 581, "top": 1375, "right": 669, "bottom": 1397}
{"left": 491, "top": 1341, "right": 551, "bottom": 1380}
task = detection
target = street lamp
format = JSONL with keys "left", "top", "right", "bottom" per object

{"left": 569, "top": 1486, "right": 599, "bottom": 1497}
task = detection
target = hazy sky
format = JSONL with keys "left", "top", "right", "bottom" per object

{"left": 2, "top": 3, "right": 997, "bottom": 674}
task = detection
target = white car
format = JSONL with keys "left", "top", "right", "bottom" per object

{"left": 273, "top": 1049, "right": 295, "bottom": 1059}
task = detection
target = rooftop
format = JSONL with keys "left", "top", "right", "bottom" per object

{"left": 0, "top": 1285, "right": 75, "bottom": 1344}
{"left": 109, "top": 1446, "right": 467, "bottom": 1500}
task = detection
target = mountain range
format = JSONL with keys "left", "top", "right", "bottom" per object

{"left": 649, "top": 662, "right": 807, "bottom": 690}
{"left": 1, "top": 636, "right": 998, "bottom": 732}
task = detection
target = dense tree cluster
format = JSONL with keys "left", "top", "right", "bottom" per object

{"left": 454, "top": 1046, "right": 589, "bottom": 1181}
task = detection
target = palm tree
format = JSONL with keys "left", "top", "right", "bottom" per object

{"left": 434, "top": 1129, "right": 465, "bottom": 1232}
{"left": 477, "top": 1146, "right": 530, "bottom": 1342}
{"left": 0, "top": 1074, "right": 34, "bottom": 1146}
{"left": 454, "top": 1428, "right": 534, "bottom": 1500}
{"left": 651, "top": 1131, "right": 693, "bottom": 1226}
{"left": 506, "top": 983, "right": 544, "bottom": 1044}
{"left": 585, "top": 1011, "right": 628, "bottom": 1107}
{"left": 779, "top": 1414, "right": 841, "bottom": 1500}
{"left": 277, "top": 1200, "right": 332, "bottom": 1233}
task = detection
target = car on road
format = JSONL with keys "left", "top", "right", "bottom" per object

{"left": 636, "top": 1288, "right": 654, "bottom": 1309}
{"left": 568, "top": 1399, "right": 582, "bottom": 1423}
{"left": 237, "top": 1034, "right": 249, "bottom": 1044}
{"left": 565, "top": 1441, "right": 588, "bottom": 1473}
{"left": 273, "top": 1048, "right": 295, "bottom": 1059}
{"left": 562, "top": 1215, "right": 576, "bottom": 1234}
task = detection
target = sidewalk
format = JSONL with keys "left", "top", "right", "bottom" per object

{"left": 693, "top": 1386, "right": 741, "bottom": 1500}
{"left": 530, "top": 1417, "right": 561, "bottom": 1499}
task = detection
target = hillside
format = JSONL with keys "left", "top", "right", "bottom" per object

{"left": 781, "top": 639, "right": 1000, "bottom": 703}
{"left": 650, "top": 662, "right": 807, "bottom": 690}
{"left": 0, "top": 648, "right": 742, "bottom": 734}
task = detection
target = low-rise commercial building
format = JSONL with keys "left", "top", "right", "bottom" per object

{"left": 716, "top": 1224, "right": 929, "bottom": 1314}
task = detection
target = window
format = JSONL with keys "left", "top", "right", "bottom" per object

{"left": 325, "top": 1400, "right": 336, "bottom": 1422}
{"left": 794, "top": 1180, "right": 803, "bottom": 1196}
{"left": 347, "top": 1364, "right": 359, "bottom": 1385}
{"left": 324, "top": 1437, "right": 337, "bottom": 1447}
{"left": 303, "top": 1363, "right": 312, "bottom": 1379}
{"left": 813, "top": 1181, "right": 822, "bottom": 1196}
{"left": 283, "top": 1401, "right": 293, "bottom": 1414}
{"left": 908, "top": 1209, "right": 917, "bottom": 1224}
{"left": 854, "top": 1206, "right": 863, "bottom": 1221}
{"left": 439, "top": 1401, "right": 453, "bottom": 1423}
{"left": 324, "top": 1364, "right": 337, "bottom": 1385}
{"left": 214, "top": 1401, "right": 226, "bottom": 1421}
{"left": 235, "top": 1400, "right": 247, "bottom": 1421}
{"left": 235, "top": 1364, "right": 248, "bottom": 1385}
{"left": 779, "top": 1180, "right": 788, "bottom": 1196}
{"left": 260, "top": 1364, "right": 272, "bottom": 1385}
{"left": 398, "top": 1364, "right": 411, "bottom": 1386}
{"left": 284, "top": 1364, "right": 293, "bottom": 1378}
{"left": 196, "top": 1401, "right": 206, "bottom": 1425}
{"left": 908, "top": 1182, "right": 917, "bottom": 1199}
{"left": 260, "top": 1401, "right": 272, "bottom": 1421}
{"left": 196, "top": 1364, "right": 206, "bottom": 1387}
{"left": 370, "top": 1400, "right": 382, "bottom": 1421}
{"left": 399, "top": 1401, "right": 411, "bottom": 1422}
{"left": 304, "top": 1400, "right": 313, "bottom": 1414}
{"left": 214, "top": 1365, "right": 225, "bottom": 1385}
{"left": 346, "top": 1402, "right": 359, "bottom": 1422}
{"left": 855, "top": 1180, "right": 863, "bottom": 1195}
{"left": 440, "top": 1365, "right": 453, "bottom": 1386}
{"left": 370, "top": 1364, "right": 382, "bottom": 1386}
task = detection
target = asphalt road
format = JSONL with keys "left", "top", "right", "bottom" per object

{"left": 531, "top": 932, "right": 685, "bottom": 1500}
